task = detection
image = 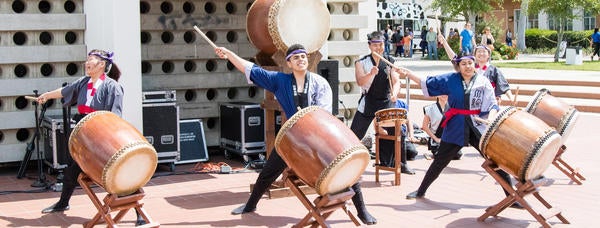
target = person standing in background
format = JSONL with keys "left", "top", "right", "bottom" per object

{"left": 426, "top": 27, "right": 438, "bottom": 60}
{"left": 481, "top": 27, "right": 495, "bottom": 51}
{"left": 590, "top": 28, "right": 600, "bottom": 61}
{"left": 459, "top": 22, "right": 476, "bottom": 56}
{"left": 505, "top": 29, "right": 513, "bottom": 47}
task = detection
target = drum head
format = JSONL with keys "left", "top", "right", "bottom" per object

{"left": 103, "top": 142, "right": 158, "bottom": 196}
{"left": 523, "top": 132, "right": 561, "bottom": 180}
{"left": 269, "top": 0, "right": 330, "bottom": 53}
{"left": 315, "top": 146, "right": 370, "bottom": 195}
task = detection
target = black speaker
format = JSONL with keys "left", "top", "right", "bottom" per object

{"left": 317, "top": 59, "right": 339, "bottom": 115}
{"left": 142, "top": 102, "right": 180, "bottom": 164}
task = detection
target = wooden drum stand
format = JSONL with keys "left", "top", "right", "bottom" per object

{"left": 373, "top": 118, "right": 406, "bottom": 186}
{"left": 552, "top": 145, "right": 586, "bottom": 185}
{"left": 478, "top": 159, "right": 569, "bottom": 228}
{"left": 77, "top": 173, "right": 158, "bottom": 228}
{"left": 283, "top": 168, "right": 360, "bottom": 228}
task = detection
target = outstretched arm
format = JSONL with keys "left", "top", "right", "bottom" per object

{"left": 214, "top": 47, "right": 253, "bottom": 74}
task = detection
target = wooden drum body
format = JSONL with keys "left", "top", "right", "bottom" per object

{"left": 480, "top": 107, "right": 562, "bottom": 181}
{"left": 275, "top": 107, "right": 370, "bottom": 195}
{"left": 375, "top": 108, "right": 407, "bottom": 127}
{"left": 525, "top": 88, "right": 579, "bottom": 141}
{"left": 69, "top": 111, "right": 158, "bottom": 196}
{"left": 246, "top": 0, "right": 330, "bottom": 55}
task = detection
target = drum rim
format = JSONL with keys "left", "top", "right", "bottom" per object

{"left": 557, "top": 107, "right": 579, "bottom": 136}
{"left": 267, "top": 0, "right": 330, "bottom": 53}
{"left": 103, "top": 141, "right": 158, "bottom": 196}
{"left": 375, "top": 108, "right": 408, "bottom": 122}
{"left": 274, "top": 106, "right": 319, "bottom": 148}
{"left": 315, "top": 145, "right": 369, "bottom": 195}
{"left": 524, "top": 88, "right": 549, "bottom": 113}
{"left": 519, "top": 130, "right": 560, "bottom": 181}
{"left": 479, "top": 107, "right": 517, "bottom": 155}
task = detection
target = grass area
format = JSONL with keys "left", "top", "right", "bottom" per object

{"left": 495, "top": 60, "right": 600, "bottom": 71}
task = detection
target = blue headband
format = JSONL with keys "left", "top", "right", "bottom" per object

{"left": 88, "top": 50, "right": 114, "bottom": 63}
{"left": 368, "top": 39, "right": 384, "bottom": 44}
{"left": 451, "top": 55, "right": 475, "bottom": 64}
{"left": 285, "top": 49, "right": 307, "bottom": 61}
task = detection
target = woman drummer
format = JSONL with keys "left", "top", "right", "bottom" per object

{"left": 37, "top": 50, "right": 148, "bottom": 224}
{"left": 216, "top": 44, "right": 377, "bottom": 225}
{"left": 398, "top": 55, "right": 521, "bottom": 208}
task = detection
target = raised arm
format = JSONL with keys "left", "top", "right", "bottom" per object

{"left": 214, "top": 47, "right": 253, "bottom": 73}
{"left": 438, "top": 34, "right": 456, "bottom": 60}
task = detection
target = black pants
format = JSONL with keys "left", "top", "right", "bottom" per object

{"left": 416, "top": 132, "right": 513, "bottom": 197}
{"left": 593, "top": 42, "right": 600, "bottom": 57}
{"left": 350, "top": 111, "right": 374, "bottom": 141}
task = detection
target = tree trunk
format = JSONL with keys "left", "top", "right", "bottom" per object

{"left": 554, "top": 18, "right": 564, "bottom": 63}
{"left": 517, "top": 0, "right": 528, "bottom": 51}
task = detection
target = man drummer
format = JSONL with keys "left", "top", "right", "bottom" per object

{"left": 215, "top": 44, "right": 377, "bottom": 225}
{"left": 351, "top": 31, "right": 415, "bottom": 174}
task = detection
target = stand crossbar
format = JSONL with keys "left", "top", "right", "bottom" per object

{"left": 553, "top": 145, "right": 585, "bottom": 185}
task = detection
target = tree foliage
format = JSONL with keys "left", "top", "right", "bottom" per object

{"left": 528, "top": 0, "right": 600, "bottom": 62}
{"left": 431, "top": 0, "right": 504, "bottom": 23}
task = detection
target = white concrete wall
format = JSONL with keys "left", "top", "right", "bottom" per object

{"left": 84, "top": 0, "right": 143, "bottom": 131}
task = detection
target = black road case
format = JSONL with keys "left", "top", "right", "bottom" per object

{"left": 176, "top": 119, "right": 209, "bottom": 164}
{"left": 142, "top": 93, "right": 180, "bottom": 170}
{"left": 41, "top": 115, "right": 75, "bottom": 171}
{"left": 220, "top": 102, "right": 266, "bottom": 162}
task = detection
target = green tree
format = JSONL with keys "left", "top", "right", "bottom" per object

{"left": 529, "top": 0, "right": 600, "bottom": 62}
{"left": 431, "top": 0, "right": 504, "bottom": 26}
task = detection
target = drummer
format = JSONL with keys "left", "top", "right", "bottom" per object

{"left": 36, "top": 50, "right": 147, "bottom": 224}
{"left": 216, "top": 44, "right": 376, "bottom": 225}
{"left": 351, "top": 31, "right": 412, "bottom": 174}
{"left": 398, "top": 54, "right": 522, "bottom": 208}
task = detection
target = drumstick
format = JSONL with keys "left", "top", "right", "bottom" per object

{"left": 193, "top": 25, "right": 218, "bottom": 49}
{"left": 371, "top": 52, "right": 401, "bottom": 102}
{"left": 473, "top": 116, "right": 490, "bottom": 125}
{"left": 25, "top": 96, "right": 38, "bottom": 101}
{"left": 512, "top": 86, "right": 520, "bottom": 107}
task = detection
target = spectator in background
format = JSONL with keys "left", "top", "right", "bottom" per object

{"left": 448, "top": 28, "right": 456, "bottom": 38}
{"left": 459, "top": 22, "right": 476, "bottom": 56}
{"left": 407, "top": 28, "right": 414, "bottom": 57}
{"left": 426, "top": 27, "right": 438, "bottom": 60}
{"left": 392, "top": 29, "right": 403, "bottom": 57}
{"left": 420, "top": 26, "right": 428, "bottom": 57}
{"left": 402, "top": 34, "right": 412, "bottom": 58}
{"left": 505, "top": 29, "right": 513, "bottom": 47}
{"left": 591, "top": 28, "right": 600, "bottom": 61}
{"left": 481, "top": 27, "right": 495, "bottom": 51}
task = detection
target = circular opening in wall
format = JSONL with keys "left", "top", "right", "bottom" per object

{"left": 39, "top": 1, "right": 51, "bottom": 13}
{"left": 343, "top": 82, "right": 353, "bottom": 93}
{"left": 0, "top": 131, "right": 4, "bottom": 143}
{"left": 64, "top": 1, "right": 76, "bottom": 13}
{"left": 13, "top": 32, "right": 27, "bottom": 45}
{"left": 227, "top": 88, "right": 238, "bottom": 99}
{"left": 206, "top": 88, "right": 217, "bottom": 100}
{"left": 140, "top": 1, "right": 150, "bottom": 14}
{"left": 183, "top": 31, "right": 196, "bottom": 43}
{"left": 345, "top": 109, "right": 354, "bottom": 121}
{"left": 226, "top": 31, "right": 237, "bottom": 43}
{"left": 66, "top": 62, "right": 78, "bottom": 75}
{"left": 327, "top": 30, "right": 333, "bottom": 41}
{"left": 246, "top": 2, "right": 252, "bottom": 11}
{"left": 326, "top": 3, "right": 333, "bottom": 13}
{"left": 65, "top": 31, "right": 77, "bottom": 44}
{"left": 184, "top": 60, "right": 196, "bottom": 72}
{"left": 12, "top": 0, "right": 26, "bottom": 13}
{"left": 15, "top": 96, "right": 28, "bottom": 110}
{"left": 41, "top": 63, "right": 53, "bottom": 77}
{"left": 343, "top": 29, "right": 352, "bottom": 40}
{"left": 248, "top": 86, "right": 257, "bottom": 98}
{"left": 205, "top": 31, "right": 217, "bottom": 43}
{"left": 225, "top": 2, "right": 236, "bottom": 14}
{"left": 141, "top": 31, "right": 151, "bottom": 44}
{"left": 45, "top": 99, "right": 55, "bottom": 108}
{"left": 161, "top": 61, "right": 174, "bottom": 73}
{"left": 226, "top": 61, "right": 235, "bottom": 71}
{"left": 343, "top": 56, "right": 352, "bottom": 67}
{"left": 160, "top": 1, "right": 173, "bottom": 14}
{"left": 39, "top": 31, "right": 52, "bottom": 45}
{"left": 14, "top": 64, "right": 28, "bottom": 78}
{"left": 183, "top": 1, "right": 195, "bottom": 14}
{"left": 342, "top": 3, "right": 353, "bottom": 14}
{"left": 141, "top": 61, "right": 152, "bottom": 74}
{"left": 0, "top": 98, "right": 3, "bottom": 109}
{"left": 161, "top": 31, "right": 174, "bottom": 44}
{"left": 205, "top": 60, "right": 217, "bottom": 72}
{"left": 206, "top": 118, "right": 216, "bottom": 129}
{"left": 204, "top": 2, "right": 216, "bottom": 14}
{"left": 16, "top": 129, "right": 30, "bottom": 142}
{"left": 184, "top": 89, "right": 196, "bottom": 101}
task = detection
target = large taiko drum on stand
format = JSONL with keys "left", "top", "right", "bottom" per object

{"left": 246, "top": 0, "right": 330, "bottom": 55}
{"left": 479, "top": 107, "right": 562, "bottom": 181}
{"left": 525, "top": 88, "right": 579, "bottom": 141}
{"left": 275, "top": 107, "right": 370, "bottom": 195}
{"left": 69, "top": 111, "right": 158, "bottom": 196}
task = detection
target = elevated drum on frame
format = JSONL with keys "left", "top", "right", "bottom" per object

{"left": 69, "top": 111, "right": 158, "bottom": 196}
{"left": 275, "top": 107, "right": 370, "bottom": 196}
{"left": 375, "top": 108, "right": 407, "bottom": 127}
{"left": 479, "top": 107, "right": 562, "bottom": 181}
{"left": 246, "top": 0, "right": 330, "bottom": 55}
{"left": 525, "top": 88, "right": 579, "bottom": 141}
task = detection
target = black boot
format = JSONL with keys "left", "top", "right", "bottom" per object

{"left": 41, "top": 185, "right": 73, "bottom": 213}
{"left": 135, "top": 210, "right": 147, "bottom": 226}
{"left": 351, "top": 183, "right": 377, "bottom": 225}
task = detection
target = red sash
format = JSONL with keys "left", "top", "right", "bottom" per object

{"left": 441, "top": 108, "right": 481, "bottom": 127}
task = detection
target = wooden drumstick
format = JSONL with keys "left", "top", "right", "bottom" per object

{"left": 512, "top": 86, "right": 520, "bottom": 107}
{"left": 473, "top": 116, "right": 490, "bottom": 125}
{"left": 24, "top": 96, "right": 38, "bottom": 101}
{"left": 372, "top": 52, "right": 399, "bottom": 70}
{"left": 193, "top": 25, "right": 218, "bottom": 49}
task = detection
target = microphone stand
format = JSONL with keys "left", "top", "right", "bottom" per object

{"left": 30, "top": 90, "right": 49, "bottom": 188}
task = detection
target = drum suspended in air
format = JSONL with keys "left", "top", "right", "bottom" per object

{"left": 246, "top": 0, "right": 330, "bottom": 55}
{"left": 275, "top": 106, "right": 370, "bottom": 196}
{"left": 69, "top": 111, "right": 158, "bottom": 196}
{"left": 525, "top": 88, "right": 579, "bottom": 141}
{"left": 479, "top": 107, "right": 562, "bottom": 181}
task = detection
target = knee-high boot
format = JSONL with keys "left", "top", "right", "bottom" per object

{"left": 351, "top": 183, "right": 377, "bottom": 225}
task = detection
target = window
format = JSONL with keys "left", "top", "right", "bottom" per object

{"left": 548, "top": 15, "right": 573, "bottom": 31}
{"left": 528, "top": 14, "right": 539, "bottom": 29}
{"left": 584, "top": 11, "right": 596, "bottom": 30}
